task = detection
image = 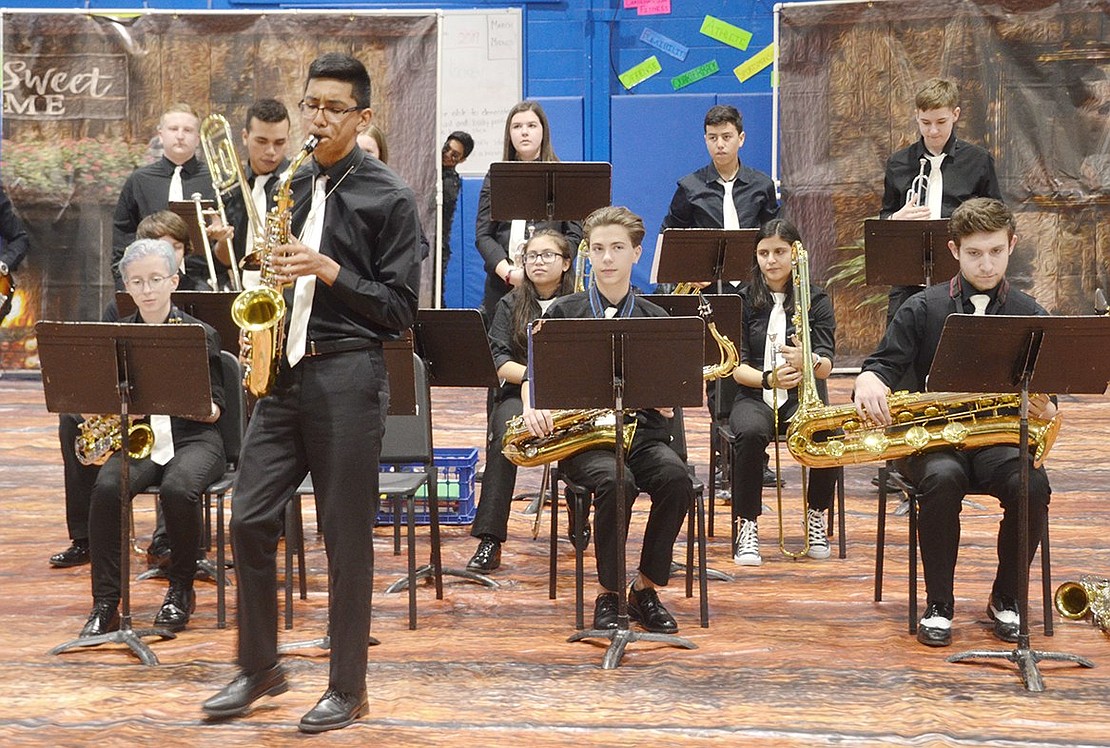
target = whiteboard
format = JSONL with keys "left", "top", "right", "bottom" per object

{"left": 439, "top": 9, "right": 522, "bottom": 177}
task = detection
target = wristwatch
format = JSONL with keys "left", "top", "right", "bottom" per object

{"left": 0, "top": 261, "right": 8, "bottom": 276}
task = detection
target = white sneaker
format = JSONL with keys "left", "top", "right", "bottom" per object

{"left": 806, "top": 508, "right": 831, "bottom": 560}
{"left": 733, "top": 518, "right": 762, "bottom": 566}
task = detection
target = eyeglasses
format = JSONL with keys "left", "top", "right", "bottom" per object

{"left": 124, "top": 275, "right": 171, "bottom": 292}
{"left": 522, "top": 251, "right": 565, "bottom": 265}
{"left": 442, "top": 144, "right": 465, "bottom": 163}
{"left": 584, "top": 244, "right": 631, "bottom": 258}
{"left": 298, "top": 100, "right": 361, "bottom": 123}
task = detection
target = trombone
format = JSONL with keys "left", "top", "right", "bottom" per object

{"left": 200, "top": 113, "right": 256, "bottom": 291}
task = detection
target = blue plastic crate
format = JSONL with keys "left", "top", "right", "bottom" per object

{"left": 376, "top": 447, "right": 478, "bottom": 526}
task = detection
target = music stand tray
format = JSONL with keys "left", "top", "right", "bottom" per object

{"left": 37, "top": 321, "right": 213, "bottom": 665}
{"left": 863, "top": 218, "right": 955, "bottom": 287}
{"left": 529, "top": 316, "right": 703, "bottom": 668}
{"left": 488, "top": 161, "right": 611, "bottom": 223}
{"left": 652, "top": 228, "right": 759, "bottom": 288}
{"left": 927, "top": 314, "right": 1110, "bottom": 691}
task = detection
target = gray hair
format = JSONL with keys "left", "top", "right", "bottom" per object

{"left": 119, "top": 238, "right": 177, "bottom": 279}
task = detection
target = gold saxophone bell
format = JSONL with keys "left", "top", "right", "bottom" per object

{"left": 1054, "top": 576, "right": 1110, "bottom": 632}
{"left": 231, "top": 286, "right": 286, "bottom": 332}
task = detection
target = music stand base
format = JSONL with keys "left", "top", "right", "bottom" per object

{"left": 383, "top": 564, "right": 498, "bottom": 593}
{"left": 49, "top": 625, "right": 177, "bottom": 666}
{"left": 277, "top": 634, "right": 381, "bottom": 654}
{"left": 137, "top": 558, "right": 228, "bottom": 585}
{"left": 946, "top": 646, "right": 1095, "bottom": 692}
{"left": 670, "top": 560, "right": 733, "bottom": 583}
{"left": 568, "top": 626, "right": 697, "bottom": 670}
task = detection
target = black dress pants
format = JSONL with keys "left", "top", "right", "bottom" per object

{"left": 897, "top": 445, "right": 1051, "bottom": 610}
{"left": 60, "top": 414, "right": 97, "bottom": 542}
{"left": 560, "top": 438, "right": 691, "bottom": 591}
{"left": 230, "top": 348, "right": 387, "bottom": 695}
{"left": 470, "top": 393, "right": 523, "bottom": 542}
{"left": 728, "top": 396, "right": 837, "bottom": 521}
{"left": 88, "top": 430, "right": 224, "bottom": 604}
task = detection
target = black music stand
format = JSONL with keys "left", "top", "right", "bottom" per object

{"left": 927, "top": 314, "right": 1110, "bottom": 691}
{"left": 277, "top": 335, "right": 418, "bottom": 654}
{"left": 38, "top": 321, "right": 212, "bottom": 666}
{"left": 529, "top": 316, "right": 704, "bottom": 668}
{"left": 117, "top": 291, "right": 240, "bottom": 357}
{"left": 488, "top": 161, "right": 611, "bottom": 223}
{"left": 863, "top": 219, "right": 955, "bottom": 287}
{"left": 652, "top": 228, "right": 758, "bottom": 291}
{"left": 380, "top": 309, "right": 502, "bottom": 594}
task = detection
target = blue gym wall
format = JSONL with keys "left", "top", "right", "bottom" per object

{"left": 2, "top": 0, "right": 780, "bottom": 307}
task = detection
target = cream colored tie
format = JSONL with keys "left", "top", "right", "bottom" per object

{"left": 721, "top": 179, "right": 740, "bottom": 230}
{"left": 925, "top": 153, "right": 945, "bottom": 219}
{"left": 246, "top": 174, "right": 271, "bottom": 250}
{"left": 286, "top": 175, "right": 327, "bottom": 367}
{"left": 970, "top": 294, "right": 990, "bottom": 315}
{"left": 763, "top": 292, "right": 787, "bottom": 409}
{"left": 149, "top": 415, "right": 174, "bottom": 465}
{"left": 168, "top": 165, "right": 184, "bottom": 202}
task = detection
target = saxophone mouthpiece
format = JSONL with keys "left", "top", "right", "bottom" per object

{"left": 302, "top": 134, "right": 320, "bottom": 152}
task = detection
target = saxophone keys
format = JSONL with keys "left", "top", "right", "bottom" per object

{"left": 941, "top": 421, "right": 970, "bottom": 444}
{"left": 861, "top": 432, "right": 890, "bottom": 455}
{"left": 903, "top": 424, "right": 931, "bottom": 450}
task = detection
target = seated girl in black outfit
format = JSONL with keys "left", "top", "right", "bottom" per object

{"left": 728, "top": 218, "right": 838, "bottom": 566}
{"left": 466, "top": 230, "right": 575, "bottom": 572}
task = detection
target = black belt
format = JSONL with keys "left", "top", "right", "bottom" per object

{"left": 303, "top": 337, "right": 379, "bottom": 358}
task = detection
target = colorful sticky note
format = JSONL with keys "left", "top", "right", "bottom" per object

{"left": 700, "top": 15, "right": 752, "bottom": 51}
{"left": 623, "top": 0, "right": 642, "bottom": 8}
{"left": 618, "top": 56, "right": 662, "bottom": 90}
{"left": 671, "top": 59, "right": 720, "bottom": 91}
{"left": 733, "top": 42, "right": 775, "bottom": 83}
{"left": 637, "top": 0, "right": 672, "bottom": 15}
{"left": 640, "top": 27, "right": 688, "bottom": 61}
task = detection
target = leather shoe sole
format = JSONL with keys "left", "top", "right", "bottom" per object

{"left": 202, "top": 665, "right": 288, "bottom": 719}
{"left": 299, "top": 691, "right": 369, "bottom": 734}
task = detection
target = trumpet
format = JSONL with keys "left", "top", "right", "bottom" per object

{"left": 200, "top": 114, "right": 250, "bottom": 291}
{"left": 906, "top": 157, "right": 928, "bottom": 208}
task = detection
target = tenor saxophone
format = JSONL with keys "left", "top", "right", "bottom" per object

{"left": 502, "top": 408, "right": 637, "bottom": 468}
{"left": 784, "top": 242, "right": 1061, "bottom": 469}
{"left": 231, "top": 135, "right": 319, "bottom": 397}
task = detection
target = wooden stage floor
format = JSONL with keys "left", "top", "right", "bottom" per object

{"left": 1, "top": 374, "right": 1108, "bottom": 746}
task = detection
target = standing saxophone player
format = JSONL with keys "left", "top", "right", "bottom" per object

{"left": 202, "top": 53, "right": 422, "bottom": 734}
{"left": 852, "top": 198, "right": 1056, "bottom": 648}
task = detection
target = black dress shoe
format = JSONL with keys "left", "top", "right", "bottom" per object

{"left": 202, "top": 664, "right": 288, "bottom": 719}
{"left": 628, "top": 584, "right": 678, "bottom": 634}
{"left": 80, "top": 600, "right": 120, "bottom": 638}
{"left": 916, "top": 601, "right": 954, "bottom": 647}
{"left": 299, "top": 688, "right": 369, "bottom": 734}
{"left": 146, "top": 537, "right": 172, "bottom": 570}
{"left": 987, "top": 594, "right": 1021, "bottom": 643}
{"left": 762, "top": 466, "right": 783, "bottom": 488}
{"left": 50, "top": 541, "right": 90, "bottom": 568}
{"left": 592, "top": 592, "right": 620, "bottom": 630}
{"left": 466, "top": 536, "right": 501, "bottom": 572}
{"left": 153, "top": 582, "right": 196, "bottom": 632}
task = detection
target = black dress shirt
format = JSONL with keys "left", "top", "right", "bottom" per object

{"left": 661, "top": 161, "right": 779, "bottom": 230}
{"left": 284, "top": 146, "right": 422, "bottom": 346}
{"left": 735, "top": 284, "right": 836, "bottom": 405}
{"left": 225, "top": 159, "right": 288, "bottom": 263}
{"left": 0, "top": 185, "right": 30, "bottom": 271}
{"left": 441, "top": 165, "right": 461, "bottom": 262}
{"left": 122, "top": 307, "right": 225, "bottom": 451}
{"left": 880, "top": 134, "right": 1001, "bottom": 218}
{"left": 862, "top": 275, "right": 1047, "bottom": 392}
{"left": 542, "top": 290, "right": 672, "bottom": 446}
{"left": 112, "top": 156, "right": 215, "bottom": 284}
{"left": 474, "top": 172, "right": 583, "bottom": 315}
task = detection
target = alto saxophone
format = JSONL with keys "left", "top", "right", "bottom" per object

{"left": 232, "top": 135, "right": 319, "bottom": 397}
{"left": 784, "top": 242, "right": 1061, "bottom": 469}
{"left": 1054, "top": 576, "right": 1110, "bottom": 633}
{"left": 75, "top": 415, "right": 155, "bottom": 466}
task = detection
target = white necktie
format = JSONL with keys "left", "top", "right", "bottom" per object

{"left": 604, "top": 306, "right": 618, "bottom": 319}
{"left": 168, "top": 165, "right": 184, "bottom": 202}
{"left": 721, "top": 179, "right": 740, "bottom": 230}
{"left": 149, "top": 415, "right": 174, "bottom": 465}
{"left": 925, "top": 153, "right": 945, "bottom": 219}
{"left": 246, "top": 173, "right": 271, "bottom": 250}
{"left": 763, "top": 292, "right": 787, "bottom": 409}
{"left": 970, "top": 293, "right": 990, "bottom": 315}
{"left": 286, "top": 175, "right": 327, "bottom": 367}
{"left": 507, "top": 219, "right": 527, "bottom": 264}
